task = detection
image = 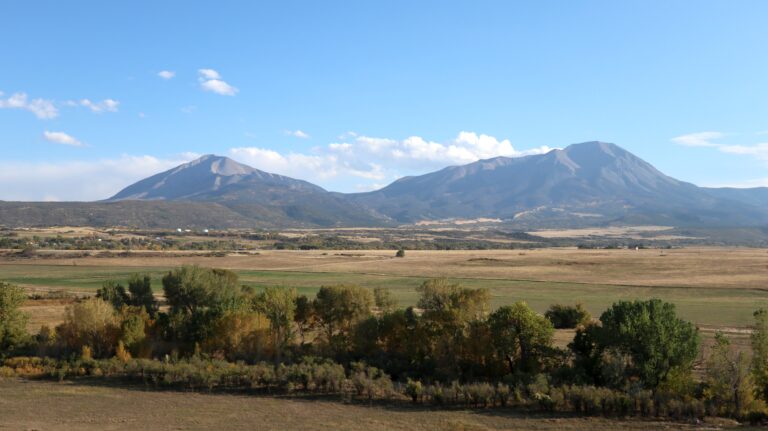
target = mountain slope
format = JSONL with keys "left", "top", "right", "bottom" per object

{"left": 349, "top": 141, "right": 768, "bottom": 227}
{"left": 108, "top": 155, "right": 386, "bottom": 228}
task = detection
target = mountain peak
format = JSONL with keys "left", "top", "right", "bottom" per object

{"left": 563, "top": 141, "right": 622, "bottom": 154}
{"left": 181, "top": 154, "right": 256, "bottom": 176}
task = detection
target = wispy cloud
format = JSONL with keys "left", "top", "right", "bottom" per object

{"left": 157, "top": 70, "right": 175, "bottom": 79}
{"left": 76, "top": 98, "right": 119, "bottom": 113}
{"left": 2, "top": 91, "right": 120, "bottom": 119}
{"left": 671, "top": 131, "right": 724, "bottom": 147}
{"left": 43, "top": 131, "right": 83, "bottom": 147}
{"left": 672, "top": 131, "right": 768, "bottom": 162}
{"left": 230, "top": 131, "right": 553, "bottom": 192}
{"left": 198, "top": 69, "right": 238, "bottom": 96}
{"left": 285, "top": 129, "right": 310, "bottom": 139}
{"left": 718, "top": 143, "right": 768, "bottom": 157}
{"left": 0, "top": 92, "right": 58, "bottom": 119}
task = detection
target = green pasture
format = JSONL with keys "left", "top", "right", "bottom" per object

{"left": 1, "top": 263, "right": 765, "bottom": 327}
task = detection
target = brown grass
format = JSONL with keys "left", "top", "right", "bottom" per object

{"left": 0, "top": 378, "right": 738, "bottom": 430}
{"left": 6, "top": 247, "right": 765, "bottom": 289}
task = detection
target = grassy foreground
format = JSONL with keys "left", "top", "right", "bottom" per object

{"left": 0, "top": 378, "right": 741, "bottom": 431}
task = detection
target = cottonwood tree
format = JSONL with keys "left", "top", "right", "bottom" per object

{"left": 751, "top": 308, "right": 768, "bottom": 400}
{"left": 489, "top": 301, "right": 554, "bottom": 376}
{"left": 373, "top": 287, "right": 398, "bottom": 313}
{"left": 56, "top": 298, "right": 120, "bottom": 358}
{"left": 0, "top": 282, "right": 30, "bottom": 356}
{"left": 314, "top": 285, "right": 373, "bottom": 355}
{"left": 294, "top": 295, "right": 317, "bottom": 346}
{"left": 415, "top": 279, "right": 491, "bottom": 380}
{"left": 126, "top": 274, "right": 158, "bottom": 316}
{"left": 162, "top": 266, "right": 241, "bottom": 315}
{"left": 161, "top": 266, "right": 244, "bottom": 348}
{"left": 583, "top": 299, "right": 700, "bottom": 389}
{"left": 96, "top": 280, "right": 129, "bottom": 310}
{"left": 255, "top": 286, "right": 296, "bottom": 364}
{"left": 706, "top": 332, "right": 756, "bottom": 418}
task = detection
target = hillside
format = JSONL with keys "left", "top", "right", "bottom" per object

{"left": 0, "top": 201, "right": 256, "bottom": 229}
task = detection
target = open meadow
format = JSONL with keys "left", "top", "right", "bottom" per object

{"left": 3, "top": 246, "right": 767, "bottom": 330}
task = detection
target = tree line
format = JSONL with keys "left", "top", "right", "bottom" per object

{"left": 1, "top": 266, "right": 768, "bottom": 421}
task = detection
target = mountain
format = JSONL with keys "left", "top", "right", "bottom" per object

{"left": 349, "top": 141, "right": 768, "bottom": 227}
{"left": 106, "top": 154, "right": 386, "bottom": 228}
{"left": 703, "top": 186, "right": 768, "bottom": 208}
{"left": 110, "top": 154, "right": 324, "bottom": 201}
{"left": 1, "top": 143, "right": 765, "bottom": 229}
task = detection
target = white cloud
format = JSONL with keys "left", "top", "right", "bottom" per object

{"left": 230, "top": 131, "right": 552, "bottom": 192}
{"left": 330, "top": 131, "right": 552, "bottom": 169}
{"left": 672, "top": 131, "right": 724, "bottom": 147}
{"left": 158, "top": 70, "right": 175, "bottom": 79}
{"left": 198, "top": 69, "right": 238, "bottom": 95}
{"left": 43, "top": 131, "right": 82, "bottom": 147}
{"left": 285, "top": 130, "right": 310, "bottom": 139}
{"left": 0, "top": 92, "right": 58, "bottom": 119}
{"left": 673, "top": 131, "right": 768, "bottom": 162}
{"left": 200, "top": 79, "right": 238, "bottom": 96}
{"left": 78, "top": 98, "right": 119, "bottom": 113}
{"left": 1, "top": 91, "right": 120, "bottom": 118}
{"left": 198, "top": 69, "right": 221, "bottom": 80}
{"left": 0, "top": 154, "right": 199, "bottom": 201}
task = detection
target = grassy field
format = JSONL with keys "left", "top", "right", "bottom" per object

{"left": 3, "top": 247, "right": 768, "bottom": 329}
{"left": 1, "top": 247, "right": 764, "bottom": 429}
{"left": 0, "top": 378, "right": 742, "bottom": 431}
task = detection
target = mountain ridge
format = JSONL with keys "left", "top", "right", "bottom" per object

{"left": 1, "top": 141, "right": 766, "bottom": 229}
{"left": 347, "top": 141, "right": 766, "bottom": 227}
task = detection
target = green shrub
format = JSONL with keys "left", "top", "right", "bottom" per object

{"left": 405, "top": 378, "right": 424, "bottom": 404}
{"left": 545, "top": 303, "right": 591, "bottom": 329}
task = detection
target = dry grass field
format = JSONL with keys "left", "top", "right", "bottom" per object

{"left": 0, "top": 378, "right": 743, "bottom": 431}
{"left": 1, "top": 245, "right": 765, "bottom": 429}
{"left": 3, "top": 247, "right": 767, "bottom": 330}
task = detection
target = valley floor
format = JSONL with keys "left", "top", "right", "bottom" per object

{"left": 3, "top": 247, "right": 768, "bottom": 328}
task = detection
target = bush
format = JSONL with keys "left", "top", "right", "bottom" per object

{"left": 405, "top": 378, "right": 423, "bottom": 403}
{"left": 466, "top": 382, "right": 494, "bottom": 407}
{"left": 495, "top": 383, "right": 511, "bottom": 407}
{"left": 545, "top": 303, "right": 591, "bottom": 329}
{"left": 350, "top": 362, "right": 393, "bottom": 401}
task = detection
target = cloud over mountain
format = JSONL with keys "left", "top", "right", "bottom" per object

{"left": 230, "top": 131, "right": 553, "bottom": 192}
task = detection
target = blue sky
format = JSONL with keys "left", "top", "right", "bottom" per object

{"left": 1, "top": 1, "right": 767, "bottom": 200}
